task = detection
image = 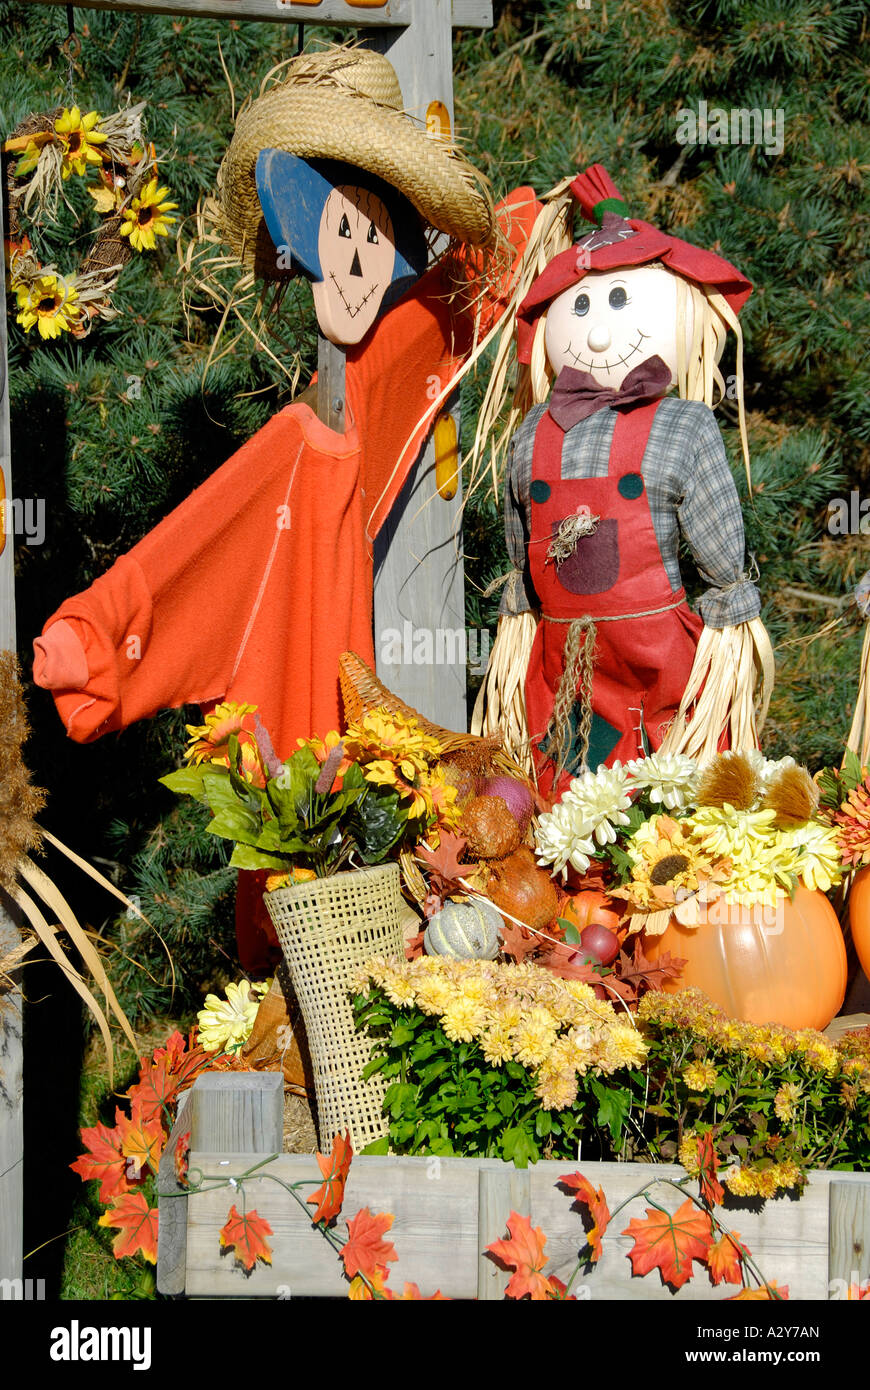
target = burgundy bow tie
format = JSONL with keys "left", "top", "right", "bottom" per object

{"left": 548, "top": 355, "right": 672, "bottom": 431}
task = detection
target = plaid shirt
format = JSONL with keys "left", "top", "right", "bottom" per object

{"left": 501, "top": 396, "right": 760, "bottom": 629}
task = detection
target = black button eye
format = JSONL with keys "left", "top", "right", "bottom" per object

{"left": 366, "top": 222, "right": 379, "bottom": 244}
{"left": 608, "top": 286, "right": 628, "bottom": 309}
{"left": 338, "top": 214, "right": 351, "bottom": 239}
{"left": 573, "top": 292, "right": 590, "bottom": 316}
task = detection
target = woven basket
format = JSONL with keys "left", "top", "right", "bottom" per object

{"left": 264, "top": 863, "right": 404, "bottom": 1152}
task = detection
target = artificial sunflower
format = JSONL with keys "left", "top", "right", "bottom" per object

{"left": 119, "top": 174, "right": 178, "bottom": 252}
{"left": 54, "top": 106, "right": 108, "bottom": 178}
{"left": 14, "top": 272, "right": 81, "bottom": 339}
{"left": 344, "top": 708, "right": 441, "bottom": 779}
{"left": 197, "top": 979, "right": 262, "bottom": 1054}
{"left": 185, "top": 701, "right": 258, "bottom": 764}
{"left": 611, "top": 814, "right": 728, "bottom": 932}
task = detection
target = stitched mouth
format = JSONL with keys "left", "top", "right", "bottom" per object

{"left": 563, "top": 330, "right": 651, "bottom": 374}
{"left": 329, "top": 272, "right": 380, "bottom": 319}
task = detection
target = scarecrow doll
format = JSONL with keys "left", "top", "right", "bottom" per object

{"left": 474, "top": 165, "right": 772, "bottom": 798}
{"left": 31, "top": 47, "right": 537, "bottom": 966}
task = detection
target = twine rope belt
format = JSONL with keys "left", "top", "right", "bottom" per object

{"left": 541, "top": 597, "right": 687, "bottom": 779}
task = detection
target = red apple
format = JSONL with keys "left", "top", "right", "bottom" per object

{"left": 578, "top": 923, "right": 620, "bottom": 966}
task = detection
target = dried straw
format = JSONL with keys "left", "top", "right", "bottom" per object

{"left": 658, "top": 617, "right": 774, "bottom": 760}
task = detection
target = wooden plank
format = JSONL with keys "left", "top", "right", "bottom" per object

{"left": 367, "top": 1, "right": 469, "bottom": 730}
{"left": 189, "top": 1072, "right": 284, "bottom": 1154}
{"left": 828, "top": 1181, "right": 870, "bottom": 1299}
{"left": 156, "top": 1089, "right": 192, "bottom": 1297}
{"left": 477, "top": 1165, "right": 530, "bottom": 1300}
{"left": 452, "top": 0, "right": 492, "bottom": 26}
{"left": 317, "top": 333, "right": 346, "bottom": 434}
{"left": 23, "top": 0, "right": 414, "bottom": 26}
{"left": 825, "top": 1011, "right": 870, "bottom": 1042}
{"left": 179, "top": 1153, "right": 870, "bottom": 1299}
{"left": 0, "top": 156, "right": 22, "bottom": 1296}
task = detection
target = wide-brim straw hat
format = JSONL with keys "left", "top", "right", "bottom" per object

{"left": 219, "top": 47, "right": 497, "bottom": 278}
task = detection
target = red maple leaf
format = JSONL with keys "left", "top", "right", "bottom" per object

{"left": 307, "top": 1131, "right": 353, "bottom": 1225}
{"left": 340, "top": 1208, "right": 398, "bottom": 1281}
{"left": 622, "top": 1198, "right": 713, "bottom": 1290}
{"left": 174, "top": 1131, "right": 191, "bottom": 1187}
{"left": 70, "top": 1115, "right": 132, "bottom": 1204}
{"left": 697, "top": 1132, "right": 725, "bottom": 1208}
{"left": 617, "top": 939, "right": 687, "bottom": 994}
{"left": 559, "top": 1172, "right": 611, "bottom": 1263}
{"left": 98, "top": 1191, "right": 159, "bottom": 1264}
{"left": 547, "top": 1275, "right": 577, "bottom": 1300}
{"left": 116, "top": 1103, "right": 166, "bottom": 1180}
{"left": 500, "top": 920, "right": 542, "bottom": 963}
{"left": 486, "top": 1211, "right": 554, "bottom": 1301}
{"left": 416, "top": 832, "right": 473, "bottom": 895}
{"left": 157, "top": 1028, "right": 213, "bottom": 1091}
{"left": 706, "top": 1230, "right": 751, "bottom": 1286}
{"left": 128, "top": 1030, "right": 212, "bottom": 1124}
{"left": 219, "top": 1205, "right": 273, "bottom": 1272}
{"left": 126, "top": 1057, "right": 176, "bottom": 1129}
{"left": 728, "top": 1280, "right": 790, "bottom": 1301}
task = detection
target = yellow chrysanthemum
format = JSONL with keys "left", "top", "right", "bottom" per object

{"left": 782, "top": 820, "right": 845, "bottom": 893}
{"left": 678, "top": 1131, "right": 701, "bottom": 1175}
{"left": 119, "top": 174, "right": 178, "bottom": 252}
{"left": 683, "top": 1059, "right": 719, "bottom": 1091}
{"left": 414, "top": 977, "right": 454, "bottom": 1015}
{"left": 55, "top": 106, "right": 107, "bottom": 178}
{"left": 383, "top": 972, "right": 417, "bottom": 1008}
{"left": 687, "top": 804, "right": 800, "bottom": 902}
{"left": 773, "top": 1082, "right": 802, "bottom": 1122}
{"left": 724, "top": 1161, "right": 804, "bottom": 1199}
{"left": 536, "top": 1065, "right": 579, "bottom": 1111}
{"left": 480, "top": 1025, "right": 515, "bottom": 1066}
{"left": 512, "top": 1007, "right": 559, "bottom": 1067}
{"left": 196, "top": 979, "right": 260, "bottom": 1054}
{"left": 441, "top": 996, "right": 486, "bottom": 1043}
{"left": 14, "top": 272, "right": 81, "bottom": 339}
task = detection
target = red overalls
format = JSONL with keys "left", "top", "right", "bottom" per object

{"left": 525, "top": 397, "right": 703, "bottom": 799}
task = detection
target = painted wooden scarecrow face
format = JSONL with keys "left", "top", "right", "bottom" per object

{"left": 544, "top": 264, "right": 698, "bottom": 390}
{"left": 312, "top": 184, "right": 397, "bottom": 346}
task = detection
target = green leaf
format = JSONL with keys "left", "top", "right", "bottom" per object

{"left": 201, "top": 769, "right": 249, "bottom": 811}
{"left": 228, "top": 845, "right": 290, "bottom": 872}
{"left": 360, "top": 1136, "right": 390, "bottom": 1156}
{"left": 535, "top": 1110, "right": 552, "bottom": 1138}
{"left": 350, "top": 786, "right": 409, "bottom": 863}
{"left": 590, "top": 1078, "right": 632, "bottom": 1143}
{"left": 208, "top": 804, "right": 262, "bottom": 844}
{"left": 500, "top": 1124, "right": 538, "bottom": 1168}
{"left": 159, "top": 766, "right": 210, "bottom": 801}
{"left": 558, "top": 919, "right": 582, "bottom": 944}
{"left": 389, "top": 1023, "right": 416, "bottom": 1047}
{"left": 361, "top": 1055, "right": 388, "bottom": 1081}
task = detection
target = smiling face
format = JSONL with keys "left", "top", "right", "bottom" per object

{"left": 544, "top": 264, "right": 694, "bottom": 389}
{"left": 312, "top": 184, "right": 397, "bottom": 346}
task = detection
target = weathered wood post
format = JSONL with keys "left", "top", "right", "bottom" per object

{"left": 0, "top": 166, "right": 23, "bottom": 1295}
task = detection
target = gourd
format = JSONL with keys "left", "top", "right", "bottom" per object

{"left": 848, "top": 866, "right": 870, "bottom": 983}
{"left": 424, "top": 898, "right": 503, "bottom": 961}
{"left": 642, "top": 885, "right": 847, "bottom": 1031}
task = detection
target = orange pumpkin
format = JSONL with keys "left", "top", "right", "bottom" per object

{"left": 848, "top": 865, "right": 870, "bottom": 982}
{"left": 642, "top": 885, "right": 847, "bottom": 1031}
{"left": 560, "top": 890, "right": 623, "bottom": 936}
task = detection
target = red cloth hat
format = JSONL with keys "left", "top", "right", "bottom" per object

{"left": 517, "top": 165, "right": 752, "bottom": 363}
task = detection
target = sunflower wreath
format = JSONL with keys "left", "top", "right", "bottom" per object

{"left": 3, "top": 101, "right": 177, "bottom": 341}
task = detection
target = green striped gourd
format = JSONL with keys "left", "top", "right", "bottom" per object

{"left": 423, "top": 898, "right": 503, "bottom": 961}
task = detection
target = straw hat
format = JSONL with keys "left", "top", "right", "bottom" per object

{"left": 218, "top": 47, "right": 496, "bottom": 276}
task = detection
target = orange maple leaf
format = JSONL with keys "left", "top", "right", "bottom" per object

{"left": 98, "top": 1191, "right": 159, "bottom": 1264}
{"left": 728, "top": 1279, "right": 790, "bottom": 1300}
{"left": 70, "top": 1115, "right": 132, "bottom": 1204}
{"left": 393, "top": 1281, "right": 450, "bottom": 1300}
{"left": 499, "top": 921, "right": 542, "bottom": 963}
{"left": 848, "top": 1280, "right": 870, "bottom": 1300}
{"left": 307, "top": 1131, "right": 353, "bottom": 1225}
{"left": 126, "top": 1057, "right": 176, "bottom": 1128}
{"left": 219, "top": 1204, "right": 273, "bottom": 1272}
{"left": 486, "top": 1211, "right": 554, "bottom": 1301}
{"left": 559, "top": 1171, "right": 611, "bottom": 1263}
{"left": 622, "top": 1199, "right": 713, "bottom": 1290}
{"left": 116, "top": 1103, "right": 165, "bottom": 1180}
{"left": 697, "top": 1132, "right": 725, "bottom": 1208}
{"left": 348, "top": 1264, "right": 392, "bottom": 1300}
{"left": 340, "top": 1208, "right": 398, "bottom": 1281}
{"left": 706, "top": 1230, "right": 751, "bottom": 1286}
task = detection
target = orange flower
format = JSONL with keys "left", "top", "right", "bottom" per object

{"left": 185, "top": 702, "right": 258, "bottom": 765}
{"left": 299, "top": 730, "right": 352, "bottom": 789}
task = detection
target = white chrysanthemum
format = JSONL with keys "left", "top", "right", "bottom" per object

{"left": 625, "top": 752, "right": 699, "bottom": 810}
{"left": 783, "top": 819, "right": 845, "bottom": 893}
{"left": 534, "top": 800, "right": 597, "bottom": 880}
{"left": 197, "top": 980, "right": 260, "bottom": 1054}
{"left": 562, "top": 764, "right": 632, "bottom": 845}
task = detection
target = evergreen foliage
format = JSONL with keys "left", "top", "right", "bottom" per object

{"left": 3, "top": 0, "right": 868, "bottom": 1020}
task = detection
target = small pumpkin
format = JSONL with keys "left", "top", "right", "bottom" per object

{"left": 560, "top": 890, "right": 623, "bottom": 937}
{"left": 424, "top": 898, "right": 503, "bottom": 961}
{"left": 643, "top": 885, "right": 847, "bottom": 1031}
{"left": 848, "top": 865, "right": 870, "bottom": 982}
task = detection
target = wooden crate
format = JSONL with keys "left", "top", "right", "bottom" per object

{"left": 157, "top": 1073, "right": 870, "bottom": 1300}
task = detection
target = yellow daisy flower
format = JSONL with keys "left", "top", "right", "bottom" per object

{"left": 55, "top": 106, "right": 107, "bottom": 179}
{"left": 119, "top": 175, "right": 178, "bottom": 252}
{"left": 14, "top": 272, "right": 81, "bottom": 339}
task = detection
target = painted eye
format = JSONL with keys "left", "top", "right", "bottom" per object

{"left": 573, "top": 293, "right": 590, "bottom": 316}
{"left": 608, "top": 286, "right": 628, "bottom": 309}
{"left": 338, "top": 214, "right": 351, "bottom": 239}
{"left": 367, "top": 222, "right": 379, "bottom": 245}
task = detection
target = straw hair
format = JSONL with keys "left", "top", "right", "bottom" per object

{"left": 219, "top": 46, "right": 497, "bottom": 278}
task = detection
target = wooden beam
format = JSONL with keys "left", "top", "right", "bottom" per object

{"left": 366, "top": 0, "right": 469, "bottom": 731}
{"left": 23, "top": 0, "right": 492, "bottom": 26}
{"left": 316, "top": 332, "right": 346, "bottom": 434}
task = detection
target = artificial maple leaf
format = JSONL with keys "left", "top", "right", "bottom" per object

{"left": 416, "top": 832, "right": 473, "bottom": 895}
{"left": 616, "top": 939, "right": 687, "bottom": 995}
{"left": 348, "top": 1264, "right": 392, "bottom": 1300}
{"left": 340, "top": 1208, "right": 398, "bottom": 1281}
{"left": 707, "top": 1230, "right": 751, "bottom": 1286}
{"left": 559, "top": 1172, "right": 611, "bottom": 1263}
{"left": 393, "top": 1281, "right": 450, "bottom": 1300}
{"left": 307, "top": 1131, "right": 353, "bottom": 1225}
{"left": 847, "top": 1280, "right": 870, "bottom": 1300}
{"left": 174, "top": 1131, "right": 190, "bottom": 1188}
{"left": 219, "top": 1204, "right": 273, "bottom": 1272}
{"left": 126, "top": 1056, "right": 176, "bottom": 1128}
{"left": 98, "top": 1191, "right": 159, "bottom": 1264}
{"left": 116, "top": 1102, "right": 166, "bottom": 1180}
{"left": 728, "top": 1280, "right": 790, "bottom": 1301}
{"left": 622, "top": 1198, "right": 713, "bottom": 1290}
{"left": 697, "top": 1132, "right": 725, "bottom": 1208}
{"left": 486, "top": 1211, "right": 554, "bottom": 1301}
{"left": 156, "top": 1029, "right": 213, "bottom": 1093}
{"left": 547, "top": 1276, "right": 577, "bottom": 1300}
{"left": 500, "top": 920, "right": 543, "bottom": 963}
{"left": 70, "top": 1115, "right": 132, "bottom": 1204}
